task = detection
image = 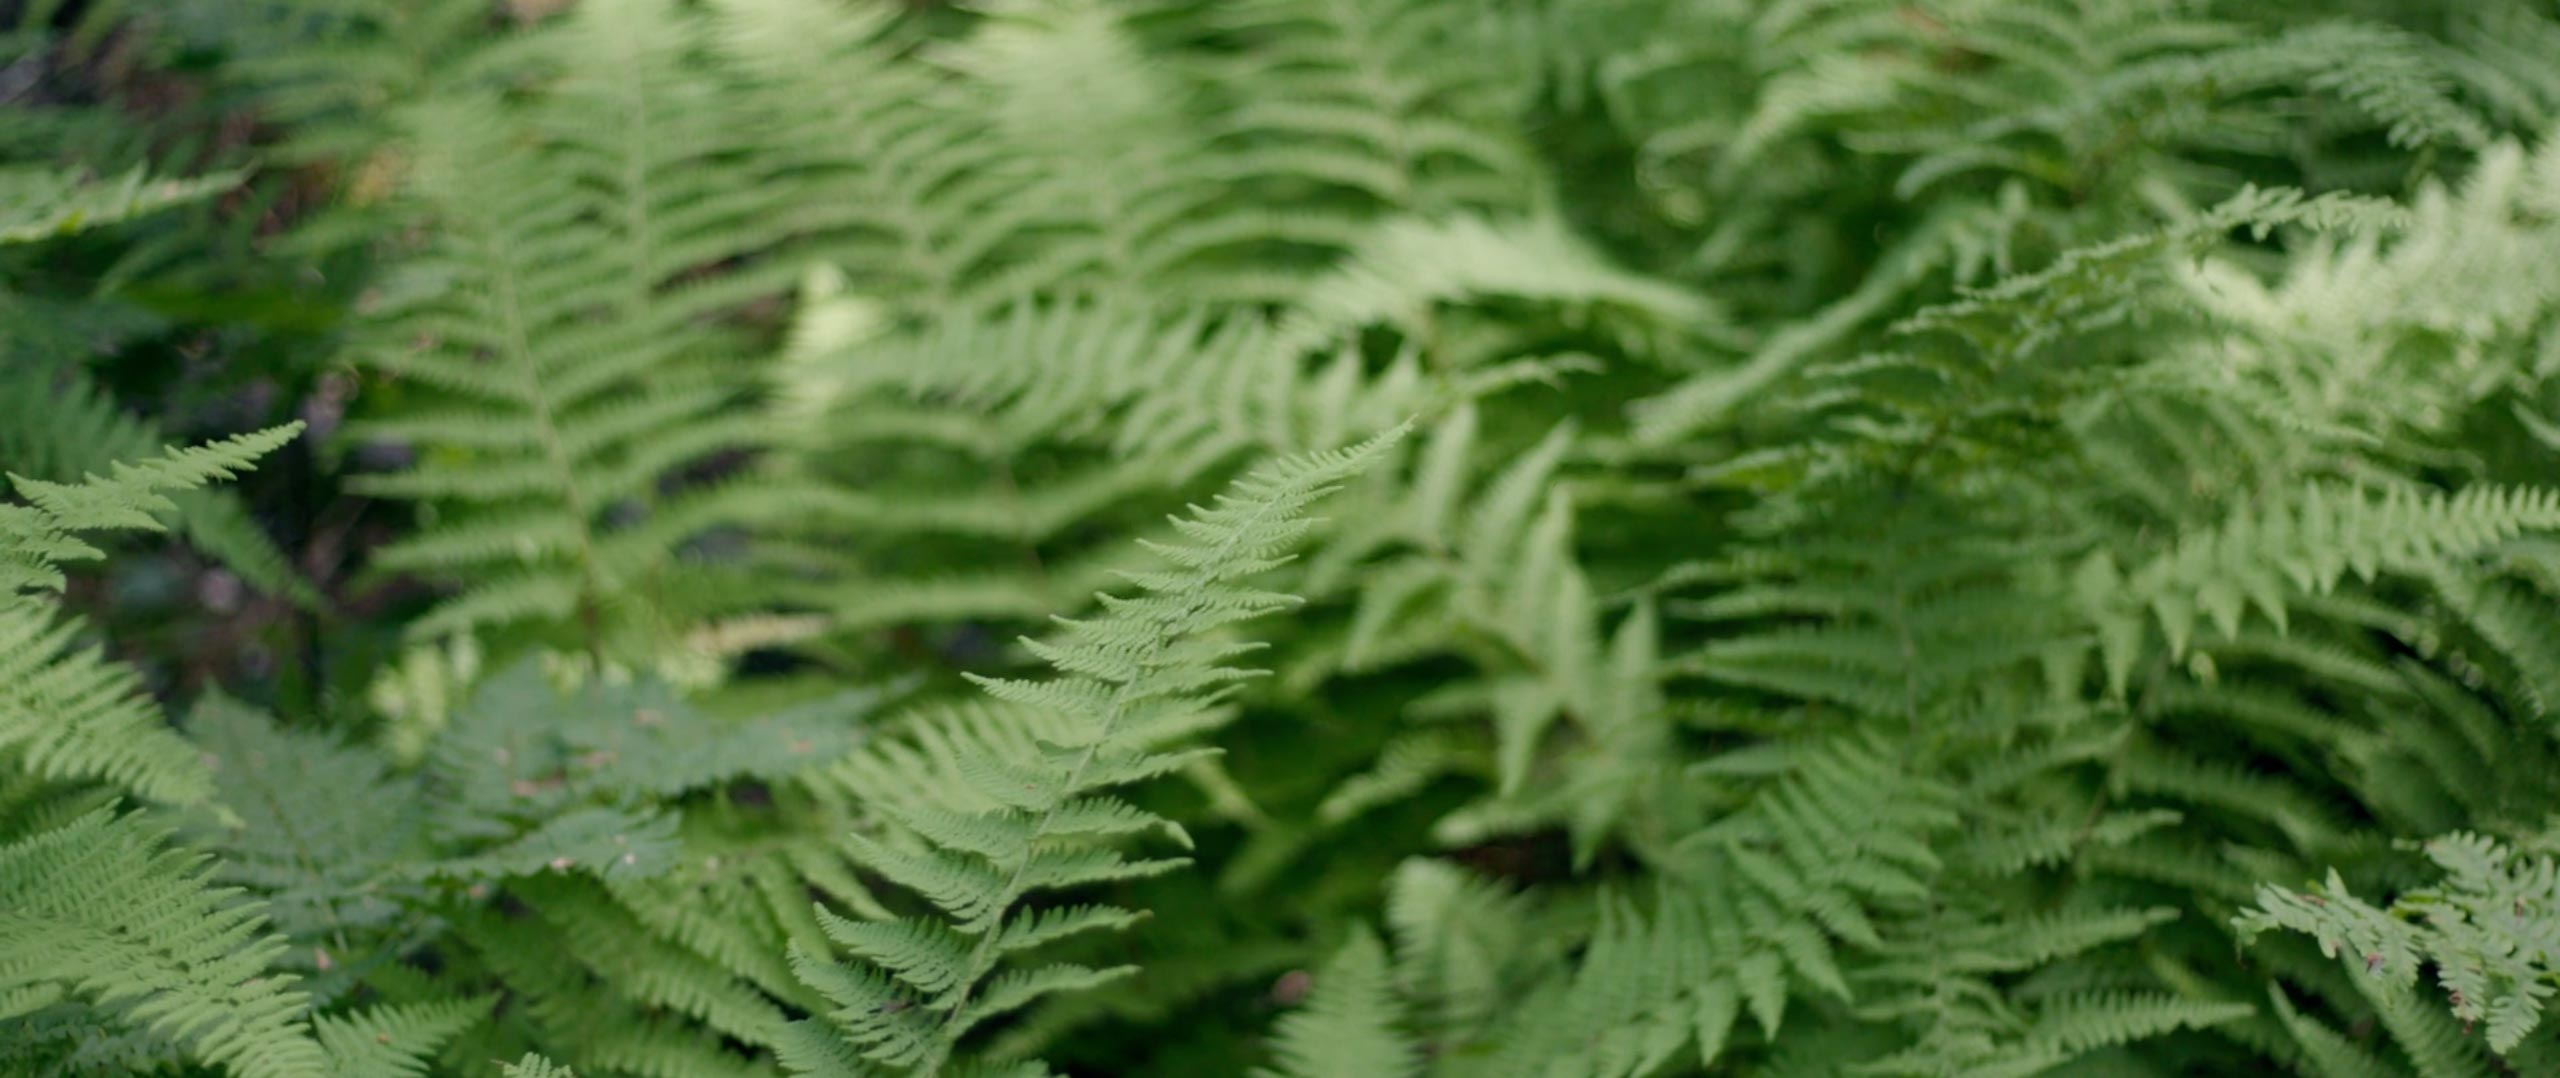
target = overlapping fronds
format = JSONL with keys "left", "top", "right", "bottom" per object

{"left": 186, "top": 695, "right": 426, "bottom": 969}
{"left": 1196, "top": 0, "right": 1538, "bottom": 218}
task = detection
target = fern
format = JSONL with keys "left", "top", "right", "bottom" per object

{"left": 0, "top": 807, "right": 321, "bottom": 1077}
{"left": 311, "top": 997, "right": 491, "bottom": 1078}
{"left": 1198, "top": 0, "right": 1538, "bottom": 218}
{"left": 2076, "top": 484, "right": 2560, "bottom": 691}
{"left": 0, "top": 427, "right": 340, "bottom": 1075}
{"left": 503, "top": 1054, "right": 580, "bottom": 1078}
{"left": 0, "top": 366, "right": 314, "bottom": 603}
{"left": 0, "top": 164, "right": 239, "bottom": 243}
{"left": 417, "top": 663, "right": 888, "bottom": 1070}
{"left": 347, "top": 0, "right": 791, "bottom": 650}
{"left": 2, "top": 424, "right": 300, "bottom": 597}
{"left": 29, "top": 4, "right": 2560, "bottom": 1077}
{"left": 1254, "top": 929, "right": 1421, "bottom": 1078}
{"left": 2243, "top": 833, "right": 2560, "bottom": 1053}
{"left": 782, "top": 427, "right": 1404, "bottom": 1075}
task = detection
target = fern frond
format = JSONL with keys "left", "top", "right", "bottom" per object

{"left": 1198, "top": 0, "right": 1537, "bottom": 218}
{"left": 787, "top": 427, "right": 1405, "bottom": 1075}
{"left": 2, "top": 423, "right": 301, "bottom": 596}
{"left": 503, "top": 1053, "right": 579, "bottom": 1078}
{"left": 186, "top": 694, "right": 426, "bottom": 963}
{"left": 0, "top": 603, "right": 215, "bottom": 803}
{"left": 929, "top": 0, "right": 1228, "bottom": 307}
{"left": 2242, "top": 832, "right": 2560, "bottom": 1053}
{"left": 1255, "top": 929, "right": 1421, "bottom": 1078}
{"left": 2077, "top": 484, "right": 2560, "bottom": 690}
{"left": 349, "top": 0, "right": 787, "bottom": 645}
{"left": 0, "top": 164, "right": 239, "bottom": 243}
{"left": 313, "top": 996, "right": 490, "bottom": 1078}
{"left": 708, "top": 0, "right": 1021, "bottom": 309}
{"left": 0, "top": 428, "right": 297, "bottom": 805}
{"left": 0, "top": 807, "right": 323, "bottom": 1077}
{"left": 1278, "top": 214, "right": 1712, "bottom": 354}
{"left": 0, "top": 366, "right": 312, "bottom": 602}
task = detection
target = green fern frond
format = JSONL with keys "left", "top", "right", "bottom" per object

{"left": 2268, "top": 985, "right": 2404, "bottom": 1078}
{"left": 2196, "top": 21, "right": 2490, "bottom": 152}
{"left": 786, "top": 427, "right": 1404, "bottom": 1075}
{"left": 204, "top": 0, "right": 503, "bottom": 171}
{"left": 1892, "top": 186, "right": 2404, "bottom": 360}
{"left": 797, "top": 300, "right": 1426, "bottom": 472}
{"left": 1382, "top": 857, "right": 1554, "bottom": 1042}
{"left": 931, "top": 0, "right": 1228, "bottom": 307}
{"left": 1468, "top": 889, "right": 1713, "bottom": 1078}
{"left": 423, "top": 662, "right": 874, "bottom": 834}
{"left": 185, "top": 694, "right": 426, "bottom": 963}
{"left": 1278, "top": 214, "right": 1713, "bottom": 354}
{"left": 0, "top": 603, "right": 215, "bottom": 804}
{"left": 2077, "top": 484, "right": 2560, "bottom": 690}
{"left": 2, "top": 423, "right": 301, "bottom": 596}
{"left": 0, "top": 807, "right": 323, "bottom": 1078}
{"left": 313, "top": 996, "right": 490, "bottom": 1078}
{"left": 707, "top": 0, "right": 1022, "bottom": 309}
{"left": 0, "top": 366, "right": 312, "bottom": 603}
{"left": 1199, "top": 0, "right": 1537, "bottom": 217}
{"left": 349, "top": 0, "right": 789, "bottom": 645}
{"left": 502, "top": 1053, "right": 578, "bottom": 1078}
{"left": 2242, "top": 832, "right": 2560, "bottom": 1054}
{"left": 1255, "top": 929, "right": 1421, "bottom": 1078}
{"left": 0, "top": 428, "right": 298, "bottom": 805}
{"left": 0, "top": 164, "right": 239, "bottom": 244}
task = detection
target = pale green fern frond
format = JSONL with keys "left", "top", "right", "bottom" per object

{"left": 0, "top": 807, "right": 323, "bottom": 1078}
{"left": 503, "top": 1053, "right": 579, "bottom": 1078}
{"left": 2242, "top": 832, "right": 2560, "bottom": 1054}
{"left": 784, "top": 427, "right": 1405, "bottom": 1076}
{"left": 1255, "top": 929, "right": 1421, "bottom": 1078}
{"left": 2, "top": 423, "right": 300, "bottom": 597}
{"left": 1, "top": 427, "right": 298, "bottom": 804}
{"left": 931, "top": 0, "right": 1226, "bottom": 307}
{"left": 313, "top": 996, "right": 491, "bottom": 1078}
{"left": 183, "top": 695, "right": 427, "bottom": 979}
{"left": 0, "top": 365, "right": 312, "bottom": 603}
{"left": 0, "top": 164, "right": 238, "bottom": 244}
{"left": 0, "top": 603, "right": 215, "bottom": 804}
{"left": 349, "top": 0, "right": 787, "bottom": 646}
{"left": 1382, "top": 857, "right": 1554, "bottom": 1042}
{"left": 1197, "top": 0, "right": 1538, "bottom": 218}
{"left": 2075, "top": 484, "right": 2560, "bottom": 690}
{"left": 1279, "top": 214, "right": 1713, "bottom": 355}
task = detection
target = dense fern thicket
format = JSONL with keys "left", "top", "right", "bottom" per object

{"left": 13, "top": 0, "right": 2560, "bottom": 1074}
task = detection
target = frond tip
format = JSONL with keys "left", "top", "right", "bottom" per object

{"left": 1, "top": 424, "right": 303, "bottom": 597}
